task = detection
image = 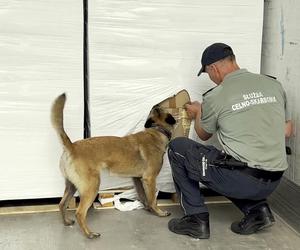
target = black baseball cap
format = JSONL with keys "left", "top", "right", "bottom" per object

{"left": 197, "top": 43, "right": 234, "bottom": 76}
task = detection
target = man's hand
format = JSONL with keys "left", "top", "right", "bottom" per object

{"left": 184, "top": 101, "right": 212, "bottom": 141}
{"left": 185, "top": 101, "right": 202, "bottom": 120}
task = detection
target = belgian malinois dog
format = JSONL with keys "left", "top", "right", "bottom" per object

{"left": 51, "top": 93, "right": 176, "bottom": 238}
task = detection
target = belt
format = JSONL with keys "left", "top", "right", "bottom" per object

{"left": 238, "top": 167, "right": 283, "bottom": 182}
{"left": 211, "top": 158, "right": 284, "bottom": 182}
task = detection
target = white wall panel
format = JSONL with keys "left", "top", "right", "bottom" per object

{"left": 0, "top": 1, "right": 83, "bottom": 200}
{"left": 261, "top": 0, "right": 300, "bottom": 185}
{"left": 89, "top": 0, "right": 264, "bottom": 191}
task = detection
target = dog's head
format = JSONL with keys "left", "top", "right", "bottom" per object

{"left": 144, "top": 106, "right": 176, "bottom": 130}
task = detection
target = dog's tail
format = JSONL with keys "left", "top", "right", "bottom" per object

{"left": 51, "top": 93, "right": 73, "bottom": 152}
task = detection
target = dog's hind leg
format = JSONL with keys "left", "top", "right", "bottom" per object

{"left": 76, "top": 175, "right": 101, "bottom": 239}
{"left": 132, "top": 177, "right": 149, "bottom": 210}
{"left": 59, "top": 179, "right": 77, "bottom": 226}
{"left": 142, "top": 174, "right": 171, "bottom": 217}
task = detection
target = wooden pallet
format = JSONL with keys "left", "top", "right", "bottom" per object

{"left": 0, "top": 198, "right": 77, "bottom": 215}
{"left": 0, "top": 191, "right": 231, "bottom": 215}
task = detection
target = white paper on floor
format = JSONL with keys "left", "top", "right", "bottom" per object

{"left": 100, "top": 188, "right": 160, "bottom": 211}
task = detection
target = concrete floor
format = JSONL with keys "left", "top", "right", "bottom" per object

{"left": 0, "top": 203, "right": 300, "bottom": 250}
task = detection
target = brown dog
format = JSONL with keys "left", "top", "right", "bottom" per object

{"left": 51, "top": 93, "right": 176, "bottom": 239}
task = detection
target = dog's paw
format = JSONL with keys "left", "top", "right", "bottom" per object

{"left": 143, "top": 206, "right": 151, "bottom": 212}
{"left": 64, "top": 219, "right": 75, "bottom": 226}
{"left": 159, "top": 210, "right": 171, "bottom": 217}
{"left": 154, "top": 209, "right": 171, "bottom": 217}
{"left": 87, "top": 232, "right": 101, "bottom": 239}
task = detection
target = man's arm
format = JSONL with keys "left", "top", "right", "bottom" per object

{"left": 185, "top": 101, "right": 212, "bottom": 141}
{"left": 194, "top": 112, "right": 213, "bottom": 141}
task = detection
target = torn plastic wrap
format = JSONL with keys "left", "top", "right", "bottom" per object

{"left": 0, "top": 0, "right": 83, "bottom": 200}
{"left": 89, "top": 0, "right": 264, "bottom": 192}
{"left": 99, "top": 189, "right": 145, "bottom": 212}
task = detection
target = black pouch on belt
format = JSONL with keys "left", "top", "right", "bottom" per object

{"left": 211, "top": 156, "right": 248, "bottom": 169}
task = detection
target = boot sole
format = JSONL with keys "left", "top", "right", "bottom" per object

{"left": 257, "top": 219, "right": 275, "bottom": 231}
{"left": 232, "top": 217, "right": 275, "bottom": 235}
{"left": 169, "top": 228, "right": 210, "bottom": 239}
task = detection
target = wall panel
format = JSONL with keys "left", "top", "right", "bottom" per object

{"left": 0, "top": 0, "right": 84, "bottom": 200}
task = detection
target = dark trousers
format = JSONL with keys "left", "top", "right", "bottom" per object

{"left": 168, "top": 137, "right": 282, "bottom": 215}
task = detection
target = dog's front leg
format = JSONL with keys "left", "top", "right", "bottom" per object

{"left": 132, "top": 177, "right": 149, "bottom": 210}
{"left": 142, "top": 175, "right": 171, "bottom": 217}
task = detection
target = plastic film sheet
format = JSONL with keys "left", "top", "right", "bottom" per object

{"left": 0, "top": 0, "right": 264, "bottom": 199}
{"left": 0, "top": 0, "right": 83, "bottom": 200}
{"left": 89, "top": 0, "right": 264, "bottom": 191}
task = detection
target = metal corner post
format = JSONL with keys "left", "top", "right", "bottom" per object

{"left": 83, "top": 0, "right": 91, "bottom": 138}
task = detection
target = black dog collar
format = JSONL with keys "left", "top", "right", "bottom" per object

{"left": 150, "top": 125, "right": 172, "bottom": 141}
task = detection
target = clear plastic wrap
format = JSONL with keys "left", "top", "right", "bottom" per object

{"left": 0, "top": 0, "right": 263, "bottom": 199}
{"left": 89, "top": 0, "right": 263, "bottom": 191}
{"left": 0, "top": 0, "right": 83, "bottom": 200}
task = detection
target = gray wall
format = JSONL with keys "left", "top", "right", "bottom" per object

{"left": 261, "top": 0, "right": 300, "bottom": 185}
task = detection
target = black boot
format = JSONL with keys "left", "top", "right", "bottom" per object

{"left": 231, "top": 203, "right": 275, "bottom": 235}
{"left": 168, "top": 213, "right": 210, "bottom": 239}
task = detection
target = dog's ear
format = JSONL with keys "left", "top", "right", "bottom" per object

{"left": 165, "top": 114, "right": 176, "bottom": 125}
{"left": 144, "top": 118, "right": 155, "bottom": 128}
{"left": 152, "top": 106, "right": 161, "bottom": 117}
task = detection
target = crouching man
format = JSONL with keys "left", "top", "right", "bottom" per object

{"left": 168, "top": 43, "right": 293, "bottom": 239}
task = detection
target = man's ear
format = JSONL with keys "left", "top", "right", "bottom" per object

{"left": 144, "top": 118, "right": 154, "bottom": 128}
{"left": 165, "top": 114, "right": 176, "bottom": 125}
